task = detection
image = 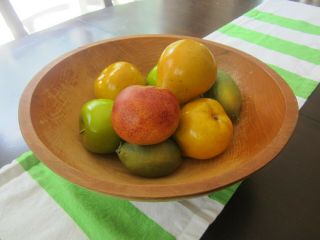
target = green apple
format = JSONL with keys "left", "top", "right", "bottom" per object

{"left": 146, "top": 65, "right": 158, "bottom": 86}
{"left": 80, "top": 99, "right": 121, "bottom": 153}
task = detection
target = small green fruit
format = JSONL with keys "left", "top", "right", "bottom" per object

{"left": 205, "top": 70, "right": 241, "bottom": 122}
{"left": 116, "top": 140, "right": 182, "bottom": 178}
{"left": 80, "top": 99, "right": 121, "bottom": 153}
{"left": 146, "top": 65, "right": 158, "bottom": 86}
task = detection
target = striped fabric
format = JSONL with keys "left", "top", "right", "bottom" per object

{"left": 1, "top": 0, "right": 319, "bottom": 239}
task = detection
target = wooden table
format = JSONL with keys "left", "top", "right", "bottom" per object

{"left": 1, "top": 0, "right": 319, "bottom": 239}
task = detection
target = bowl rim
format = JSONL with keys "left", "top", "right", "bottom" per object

{"left": 18, "top": 34, "right": 298, "bottom": 200}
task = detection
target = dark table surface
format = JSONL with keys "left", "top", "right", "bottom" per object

{"left": 1, "top": 0, "right": 320, "bottom": 239}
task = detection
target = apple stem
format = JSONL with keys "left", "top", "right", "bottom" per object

{"left": 206, "top": 102, "right": 218, "bottom": 120}
{"left": 116, "top": 143, "right": 122, "bottom": 155}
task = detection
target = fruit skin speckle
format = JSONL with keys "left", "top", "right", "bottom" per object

{"left": 112, "top": 85, "right": 180, "bottom": 145}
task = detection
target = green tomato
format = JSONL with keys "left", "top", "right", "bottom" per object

{"left": 146, "top": 65, "right": 158, "bottom": 86}
{"left": 80, "top": 99, "right": 121, "bottom": 153}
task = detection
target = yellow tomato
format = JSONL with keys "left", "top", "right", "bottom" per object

{"left": 94, "top": 61, "right": 145, "bottom": 99}
{"left": 157, "top": 39, "right": 217, "bottom": 103}
{"left": 174, "top": 98, "right": 233, "bottom": 160}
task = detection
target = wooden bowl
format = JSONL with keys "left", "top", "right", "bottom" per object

{"left": 19, "top": 35, "right": 298, "bottom": 200}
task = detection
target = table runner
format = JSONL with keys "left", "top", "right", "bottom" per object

{"left": 1, "top": 0, "right": 319, "bottom": 239}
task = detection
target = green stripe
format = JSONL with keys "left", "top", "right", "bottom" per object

{"left": 208, "top": 182, "right": 241, "bottom": 205}
{"left": 218, "top": 23, "right": 320, "bottom": 65}
{"left": 18, "top": 151, "right": 39, "bottom": 169}
{"left": 17, "top": 152, "right": 174, "bottom": 240}
{"left": 268, "top": 64, "right": 318, "bottom": 99}
{"left": 245, "top": 9, "right": 320, "bottom": 35}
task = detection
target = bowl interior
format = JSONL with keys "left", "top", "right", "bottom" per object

{"left": 21, "top": 35, "right": 298, "bottom": 200}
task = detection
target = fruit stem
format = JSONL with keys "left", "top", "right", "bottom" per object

{"left": 206, "top": 102, "right": 218, "bottom": 120}
{"left": 116, "top": 142, "right": 123, "bottom": 155}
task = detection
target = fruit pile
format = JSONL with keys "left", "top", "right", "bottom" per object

{"left": 80, "top": 39, "right": 241, "bottom": 178}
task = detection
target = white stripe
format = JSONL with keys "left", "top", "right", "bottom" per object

{"left": 257, "top": 0, "right": 320, "bottom": 26}
{"left": 179, "top": 197, "right": 224, "bottom": 223}
{"left": 0, "top": 160, "right": 88, "bottom": 240}
{"left": 0, "top": 160, "right": 25, "bottom": 187}
{"left": 296, "top": 96, "right": 306, "bottom": 109}
{"left": 205, "top": 31, "right": 320, "bottom": 83}
{"left": 131, "top": 196, "right": 223, "bottom": 239}
{"left": 177, "top": 197, "right": 224, "bottom": 240}
{"left": 233, "top": 16, "right": 320, "bottom": 50}
{"left": 177, "top": 214, "right": 214, "bottom": 240}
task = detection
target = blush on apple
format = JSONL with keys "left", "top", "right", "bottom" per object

{"left": 112, "top": 85, "right": 180, "bottom": 145}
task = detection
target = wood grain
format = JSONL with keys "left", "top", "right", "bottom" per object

{"left": 19, "top": 35, "right": 298, "bottom": 200}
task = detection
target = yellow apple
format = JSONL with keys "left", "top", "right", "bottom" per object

{"left": 157, "top": 39, "right": 217, "bottom": 103}
{"left": 94, "top": 61, "right": 145, "bottom": 100}
{"left": 174, "top": 98, "right": 233, "bottom": 160}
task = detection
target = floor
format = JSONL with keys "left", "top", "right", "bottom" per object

{"left": 0, "top": 0, "right": 136, "bottom": 46}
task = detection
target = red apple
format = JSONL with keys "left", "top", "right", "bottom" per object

{"left": 112, "top": 85, "right": 180, "bottom": 145}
